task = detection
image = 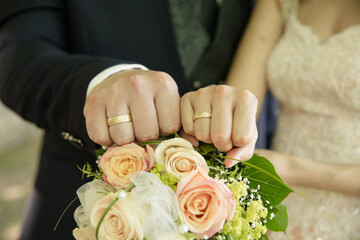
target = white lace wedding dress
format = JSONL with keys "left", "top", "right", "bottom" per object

{"left": 267, "top": 0, "right": 360, "bottom": 239}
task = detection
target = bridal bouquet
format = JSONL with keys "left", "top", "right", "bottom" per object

{"left": 71, "top": 136, "right": 292, "bottom": 240}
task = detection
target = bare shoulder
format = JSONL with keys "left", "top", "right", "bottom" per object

{"left": 255, "top": 0, "right": 283, "bottom": 17}
{"left": 256, "top": 0, "right": 282, "bottom": 12}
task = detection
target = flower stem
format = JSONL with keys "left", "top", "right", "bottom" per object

{"left": 54, "top": 196, "right": 79, "bottom": 231}
{"left": 96, "top": 197, "right": 119, "bottom": 240}
{"left": 137, "top": 140, "right": 163, "bottom": 146}
{"left": 95, "top": 183, "right": 135, "bottom": 239}
{"left": 125, "top": 183, "right": 135, "bottom": 192}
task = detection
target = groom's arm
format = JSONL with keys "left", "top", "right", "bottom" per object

{"left": 0, "top": 1, "right": 129, "bottom": 152}
{"left": 0, "top": 0, "right": 181, "bottom": 154}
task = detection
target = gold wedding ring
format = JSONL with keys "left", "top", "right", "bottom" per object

{"left": 193, "top": 112, "right": 212, "bottom": 121}
{"left": 107, "top": 114, "right": 132, "bottom": 126}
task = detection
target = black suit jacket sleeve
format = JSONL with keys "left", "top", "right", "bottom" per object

{"left": 0, "top": 0, "right": 136, "bottom": 153}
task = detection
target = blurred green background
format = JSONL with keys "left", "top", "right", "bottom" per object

{"left": 0, "top": 101, "right": 42, "bottom": 240}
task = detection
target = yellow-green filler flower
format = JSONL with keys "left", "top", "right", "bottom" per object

{"left": 150, "top": 164, "right": 179, "bottom": 191}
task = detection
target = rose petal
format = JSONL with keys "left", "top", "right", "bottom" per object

{"left": 99, "top": 144, "right": 153, "bottom": 189}
{"left": 154, "top": 138, "right": 194, "bottom": 165}
{"left": 176, "top": 168, "right": 236, "bottom": 238}
{"left": 146, "top": 144, "right": 155, "bottom": 170}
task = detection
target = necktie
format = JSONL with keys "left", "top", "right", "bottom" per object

{"left": 169, "top": 0, "right": 252, "bottom": 89}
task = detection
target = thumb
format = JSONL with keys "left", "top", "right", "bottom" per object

{"left": 225, "top": 147, "right": 242, "bottom": 168}
{"left": 225, "top": 147, "right": 253, "bottom": 168}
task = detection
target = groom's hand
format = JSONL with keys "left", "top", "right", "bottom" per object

{"left": 84, "top": 69, "right": 181, "bottom": 146}
{"left": 180, "top": 85, "right": 258, "bottom": 167}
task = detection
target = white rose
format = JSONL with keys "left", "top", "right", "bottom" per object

{"left": 73, "top": 227, "right": 93, "bottom": 240}
{"left": 155, "top": 138, "right": 208, "bottom": 178}
{"left": 90, "top": 193, "right": 144, "bottom": 240}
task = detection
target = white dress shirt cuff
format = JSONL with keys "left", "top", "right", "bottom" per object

{"left": 86, "top": 64, "right": 149, "bottom": 97}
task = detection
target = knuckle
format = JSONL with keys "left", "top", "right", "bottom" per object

{"left": 253, "top": 128, "right": 259, "bottom": 141}
{"left": 214, "top": 85, "right": 232, "bottom": 98}
{"left": 233, "top": 135, "right": 252, "bottom": 147}
{"left": 196, "top": 87, "right": 208, "bottom": 97}
{"left": 214, "top": 142, "right": 233, "bottom": 153}
{"left": 237, "top": 89, "right": 258, "bottom": 106}
{"left": 83, "top": 103, "right": 90, "bottom": 117}
{"left": 113, "top": 135, "right": 135, "bottom": 146}
{"left": 181, "top": 92, "right": 192, "bottom": 102}
{"left": 212, "top": 133, "right": 232, "bottom": 152}
{"left": 128, "top": 74, "right": 146, "bottom": 95}
{"left": 136, "top": 133, "right": 159, "bottom": 142}
{"left": 91, "top": 135, "right": 112, "bottom": 146}
{"left": 155, "top": 71, "right": 171, "bottom": 79}
{"left": 194, "top": 131, "right": 211, "bottom": 143}
{"left": 85, "top": 94, "right": 100, "bottom": 107}
{"left": 212, "top": 133, "right": 230, "bottom": 145}
{"left": 110, "top": 129, "right": 135, "bottom": 145}
{"left": 106, "top": 83, "right": 120, "bottom": 98}
{"left": 182, "top": 124, "right": 194, "bottom": 135}
{"left": 155, "top": 72, "right": 178, "bottom": 91}
{"left": 162, "top": 124, "right": 181, "bottom": 136}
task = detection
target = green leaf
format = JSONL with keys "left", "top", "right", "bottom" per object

{"left": 258, "top": 234, "right": 269, "bottom": 240}
{"left": 267, "top": 204, "right": 288, "bottom": 233}
{"left": 241, "top": 155, "right": 293, "bottom": 206}
{"left": 199, "top": 142, "right": 217, "bottom": 155}
{"left": 95, "top": 148, "right": 107, "bottom": 158}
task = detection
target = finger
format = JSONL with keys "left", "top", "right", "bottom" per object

{"left": 155, "top": 76, "right": 181, "bottom": 136}
{"left": 225, "top": 129, "right": 257, "bottom": 167}
{"left": 232, "top": 90, "right": 258, "bottom": 148}
{"left": 84, "top": 97, "right": 113, "bottom": 146}
{"left": 225, "top": 143, "right": 255, "bottom": 167}
{"left": 180, "top": 92, "right": 195, "bottom": 136}
{"left": 179, "top": 129, "right": 199, "bottom": 147}
{"left": 225, "top": 147, "right": 244, "bottom": 168}
{"left": 210, "top": 86, "right": 234, "bottom": 152}
{"left": 192, "top": 89, "right": 212, "bottom": 143}
{"left": 129, "top": 96, "right": 160, "bottom": 142}
{"left": 107, "top": 103, "right": 135, "bottom": 145}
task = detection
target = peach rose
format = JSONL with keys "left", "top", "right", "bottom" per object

{"left": 90, "top": 193, "right": 144, "bottom": 240}
{"left": 155, "top": 138, "right": 208, "bottom": 178}
{"left": 176, "top": 168, "right": 236, "bottom": 239}
{"left": 99, "top": 143, "right": 154, "bottom": 189}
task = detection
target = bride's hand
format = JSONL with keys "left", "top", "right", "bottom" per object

{"left": 255, "top": 149, "right": 360, "bottom": 196}
{"left": 180, "top": 85, "right": 258, "bottom": 167}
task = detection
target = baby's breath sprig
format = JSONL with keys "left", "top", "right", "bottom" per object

{"left": 77, "top": 162, "right": 103, "bottom": 180}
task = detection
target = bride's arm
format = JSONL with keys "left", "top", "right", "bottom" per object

{"left": 226, "top": 0, "right": 283, "bottom": 117}
{"left": 256, "top": 149, "right": 360, "bottom": 197}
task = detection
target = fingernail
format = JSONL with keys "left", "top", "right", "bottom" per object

{"left": 225, "top": 147, "right": 245, "bottom": 167}
{"left": 224, "top": 159, "right": 235, "bottom": 168}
